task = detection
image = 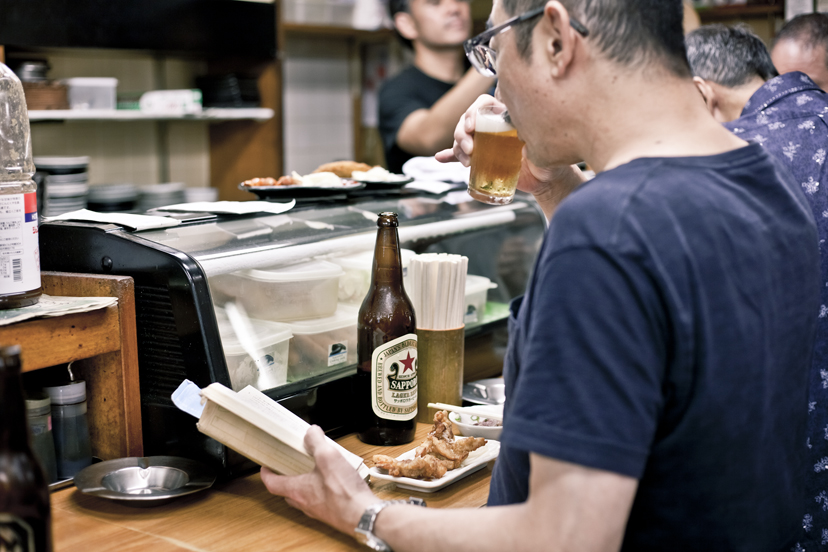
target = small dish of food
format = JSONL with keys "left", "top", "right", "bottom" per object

{"left": 449, "top": 404, "right": 504, "bottom": 440}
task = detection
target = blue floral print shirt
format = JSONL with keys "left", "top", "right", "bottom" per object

{"left": 725, "top": 72, "right": 828, "bottom": 552}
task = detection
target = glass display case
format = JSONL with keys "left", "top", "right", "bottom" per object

{"left": 40, "top": 193, "right": 546, "bottom": 474}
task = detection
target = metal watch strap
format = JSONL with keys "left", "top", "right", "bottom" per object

{"left": 355, "top": 497, "right": 427, "bottom": 551}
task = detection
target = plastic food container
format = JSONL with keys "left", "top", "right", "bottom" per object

{"left": 61, "top": 77, "right": 118, "bottom": 110}
{"left": 464, "top": 275, "right": 497, "bottom": 324}
{"left": 282, "top": 0, "right": 355, "bottom": 25}
{"left": 215, "top": 307, "right": 292, "bottom": 391}
{"left": 330, "top": 249, "right": 416, "bottom": 304}
{"left": 286, "top": 305, "right": 358, "bottom": 381}
{"left": 210, "top": 260, "right": 344, "bottom": 322}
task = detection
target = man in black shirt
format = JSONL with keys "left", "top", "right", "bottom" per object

{"left": 378, "top": 0, "right": 494, "bottom": 173}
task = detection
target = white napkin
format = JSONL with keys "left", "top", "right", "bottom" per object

{"left": 403, "top": 156, "right": 470, "bottom": 184}
{"left": 155, "top": 200, "right": 296, "bottom": 215}
{"left": 405, "top": 180, "right": 461, "bottom": 195}
{"left": 44, "top": 209, "right": 181, "bottom": 231}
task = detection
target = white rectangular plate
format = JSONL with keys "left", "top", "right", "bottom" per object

{"left": 369, "top": 438, "right": 500, "bottom": 493}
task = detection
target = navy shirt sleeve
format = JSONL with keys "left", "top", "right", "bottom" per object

{"left": 504, "top": 245, "right": 668, "bottom": 479}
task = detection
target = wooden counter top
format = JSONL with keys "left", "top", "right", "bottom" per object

{"left": 52, "top": 423, "right": 493, "bottom": 551}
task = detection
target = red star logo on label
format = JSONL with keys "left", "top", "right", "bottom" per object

{"left": 400, "top": 352, "right": 415, "bottom": 373}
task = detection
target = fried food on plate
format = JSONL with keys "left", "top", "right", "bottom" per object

{"left": 371, "top": 410, "right": 487, "bottom": 480}
{"left": 372, "top": 454, "right": 447, "bottom": 480}
{"left": 313, "top": 161, "right": 373, "bottom": 178}
{"left": 242, "top": 176, "right": 299, "bottom": 187}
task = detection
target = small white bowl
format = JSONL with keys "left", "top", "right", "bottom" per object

{"left": 449, "top": 405, "right": 504, "bottom": 440}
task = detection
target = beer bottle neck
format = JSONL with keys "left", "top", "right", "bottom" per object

{"left": 370, "top": 226, "right": 404, "bottom": 289}
{"left": 0, "top": 361, "right": 30, "bottom": 451}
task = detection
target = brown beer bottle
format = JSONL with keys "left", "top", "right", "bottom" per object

{"left": 356, "top": 212, "right": 417, "bottom": 445}
{"left": 0, "top": 345, "right": 53, "bottom": 552}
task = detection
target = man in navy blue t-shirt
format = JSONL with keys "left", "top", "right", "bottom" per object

{"left": 260, "top": 1, "right": 821, "bottom": 550}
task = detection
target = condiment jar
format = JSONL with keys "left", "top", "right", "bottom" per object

{"left": 25, "top": 393, "right": 58, "bottom": 483}
{"left": 43, "top": 380, "right": 92, "bottom": 479}
{"left": 0, "top": 62, "right": 41, "bottom": 308}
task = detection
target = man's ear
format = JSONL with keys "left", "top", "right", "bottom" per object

{"left": 692, "top": 76, "right": 717, "bottom": 116}
{"left": 395, "top": 12, "right": 418, "bottom": 41}
{"left": 540, "top": 1, "right": 578, "bottom": 78}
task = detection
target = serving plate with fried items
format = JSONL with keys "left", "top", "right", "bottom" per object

{"left": 239, "top": 173, "right": 365, "bottom": 200}
{"left": 369, "top": 411, "right": 500, "bottom": 492}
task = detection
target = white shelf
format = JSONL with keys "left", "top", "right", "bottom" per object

{"left": 27, "top": 108, "right": 275, "bottom": 122}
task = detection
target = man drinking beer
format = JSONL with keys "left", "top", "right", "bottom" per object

{"left": 262, "top": 2, "right": 818, "bottom": 550}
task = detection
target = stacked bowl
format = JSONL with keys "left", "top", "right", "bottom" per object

{"left": 33, "top": 156, "right": 89, "bottom": 218}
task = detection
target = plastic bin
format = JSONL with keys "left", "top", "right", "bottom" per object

{"left": 331, "top": 249, "right": 416, "bottom": 305}
{"left": 61, "top": 77, "right": 117, "bottom": 110}
{"left": 210, "top": 260, "right": 344, "bottom": 322}
{"left": 286, "top": 305, "right": 358, "bottom": 381}
{"left": 282, "top": 0, "right": 355, "bottom": 25}
{"left": 464, "top": 275, "right": 497, "bottom": 324}
{"left": 215, "top": 307, "right": 292, "bottom": 391}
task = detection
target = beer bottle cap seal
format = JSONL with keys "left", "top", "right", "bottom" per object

{"left": 377, "top": 212, "right": 399, "bottom": 228}
{"left": 44, "top": 380, "right": 86, "bottom": 405}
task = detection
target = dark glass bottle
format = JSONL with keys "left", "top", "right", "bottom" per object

{"left": 356, "top": 212, "right": 418, "bottom": 445}
{"left": 0, "top": 345, "right": 53, "bottom": 552}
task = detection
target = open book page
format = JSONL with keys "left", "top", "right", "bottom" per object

{"left": 197, "top": 383, "right": 368, "bottom": 478}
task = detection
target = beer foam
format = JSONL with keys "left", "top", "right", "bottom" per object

{"left": 475, "top": 110, "right": 514, "bottom": 133}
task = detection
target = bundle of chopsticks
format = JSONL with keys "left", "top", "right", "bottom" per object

{"left": 408, "top": 253, "right": 468, "bottom": 330}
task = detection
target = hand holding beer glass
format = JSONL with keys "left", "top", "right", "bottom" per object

{"left": 467, "top": 104, "right": 524, "bottom": 205}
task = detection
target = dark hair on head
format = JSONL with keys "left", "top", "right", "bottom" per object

{"left": 774, "top": 13, "right": 828, "bottom": 71}
{"left": 388, "top": 0, "right": 414, "bottom": 49}
{"left": 686, "top": 24, "right": 778, "bottom": 87}
{"left": 499, "top": 0, "right": 691, "bottom": 77}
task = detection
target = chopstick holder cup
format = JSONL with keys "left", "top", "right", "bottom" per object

{"left": 416, "top": 325, "right": 464, "bottom": 423}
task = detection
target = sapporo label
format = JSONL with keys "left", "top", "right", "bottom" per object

{"left": 0, "top": 192, "right": 40, "bottom": 295}
{"left": 0, "top": 513, "right": 36, "bottom": 551}
{"left": 370, "top": 333, "right": 417, "bottom": 420}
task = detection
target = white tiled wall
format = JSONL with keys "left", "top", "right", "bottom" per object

{"left": 283, "top": 37, "right": 354, "bottom": 174}
{"left": 26, "top": 49, "right": 211, "bottom": 188}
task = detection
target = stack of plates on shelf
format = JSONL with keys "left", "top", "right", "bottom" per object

{"left": 87, "top": 183, "right": 140, "bottom": 213}
{"left": 136, "top": 182, "right": 186, "bottom": 212}
{"left": 33, "top": 156, "right": 89, "bottom": 218}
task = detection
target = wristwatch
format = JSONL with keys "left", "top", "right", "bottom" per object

{"left": 354, "top": 497, "right": 427, "bottom": 551}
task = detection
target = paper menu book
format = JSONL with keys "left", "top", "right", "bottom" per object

{"left": 196, "top": 383, "right": 370, "bottom": 479}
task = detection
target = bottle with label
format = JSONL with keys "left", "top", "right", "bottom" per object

{"left": 0, "top": 62, "right": 41, "bottom": 309}
{"left": 356, "top": 212, "right": 417, "bottom": 445}
{"left": 0, "top": 345, "right": 53, "bottom": 552}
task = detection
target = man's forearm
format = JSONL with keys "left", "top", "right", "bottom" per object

{"left": 397, "top": 70, "right": 495, "bottom": 155}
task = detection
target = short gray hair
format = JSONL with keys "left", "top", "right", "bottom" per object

{"left": 499, "top": 0, "right": 691, "bottom": 77}
{"left": 686, "top": 24, "right": 777, "bottom": 87}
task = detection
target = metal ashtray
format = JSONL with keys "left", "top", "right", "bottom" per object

{"left": 73, "top": 456, "right": 216, "bottom": 506}
{"left": 463, "top": 378, "right": 506, "bottom": 406}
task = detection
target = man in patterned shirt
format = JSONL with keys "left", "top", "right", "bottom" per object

{"left": 772, "top": 13, "right": 828, "bottom": 92}
{"left": 687, "top": 24, "right": 828, "bottom": 552}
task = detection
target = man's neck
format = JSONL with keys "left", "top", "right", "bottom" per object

{"left": 574, "top": 63, "right": 748, "bottom": 173}
{"left": 413, "top": 44, "right": 465, "bottom": 83}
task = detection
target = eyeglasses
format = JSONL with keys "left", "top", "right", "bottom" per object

{"left": 464, "top": 7, "right": 589, "bottom": 77}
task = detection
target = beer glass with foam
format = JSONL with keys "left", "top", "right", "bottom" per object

{"left": 468, "top": 105, "right": 524, "bottom": 205}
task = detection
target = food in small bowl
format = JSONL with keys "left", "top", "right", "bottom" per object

{"left": 448, "top": 405, "right": 503, "bottom": 440}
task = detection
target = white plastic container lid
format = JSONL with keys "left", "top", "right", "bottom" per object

{"left": 465, "top": 274, "right": 497, "bottom": 294}
{"left": 33, "top": 156, "right": 90, "bottom": 169}
{"left": 61, "top": 77, "right": 118, "bottom": 87}
{"left": 286, "top": 304, "right": 358, "bottom": 335}
{"left": 215, "top": 306, "right": 293, "bottom": 355}
{"left": 43, "top": 380, "right": 86, "bottom": 405}
{"left": 333, "top": 249, "right": 416, "bottom": 270}
{"left": 243, "top": 259, "right": 344, "bottom": 283}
